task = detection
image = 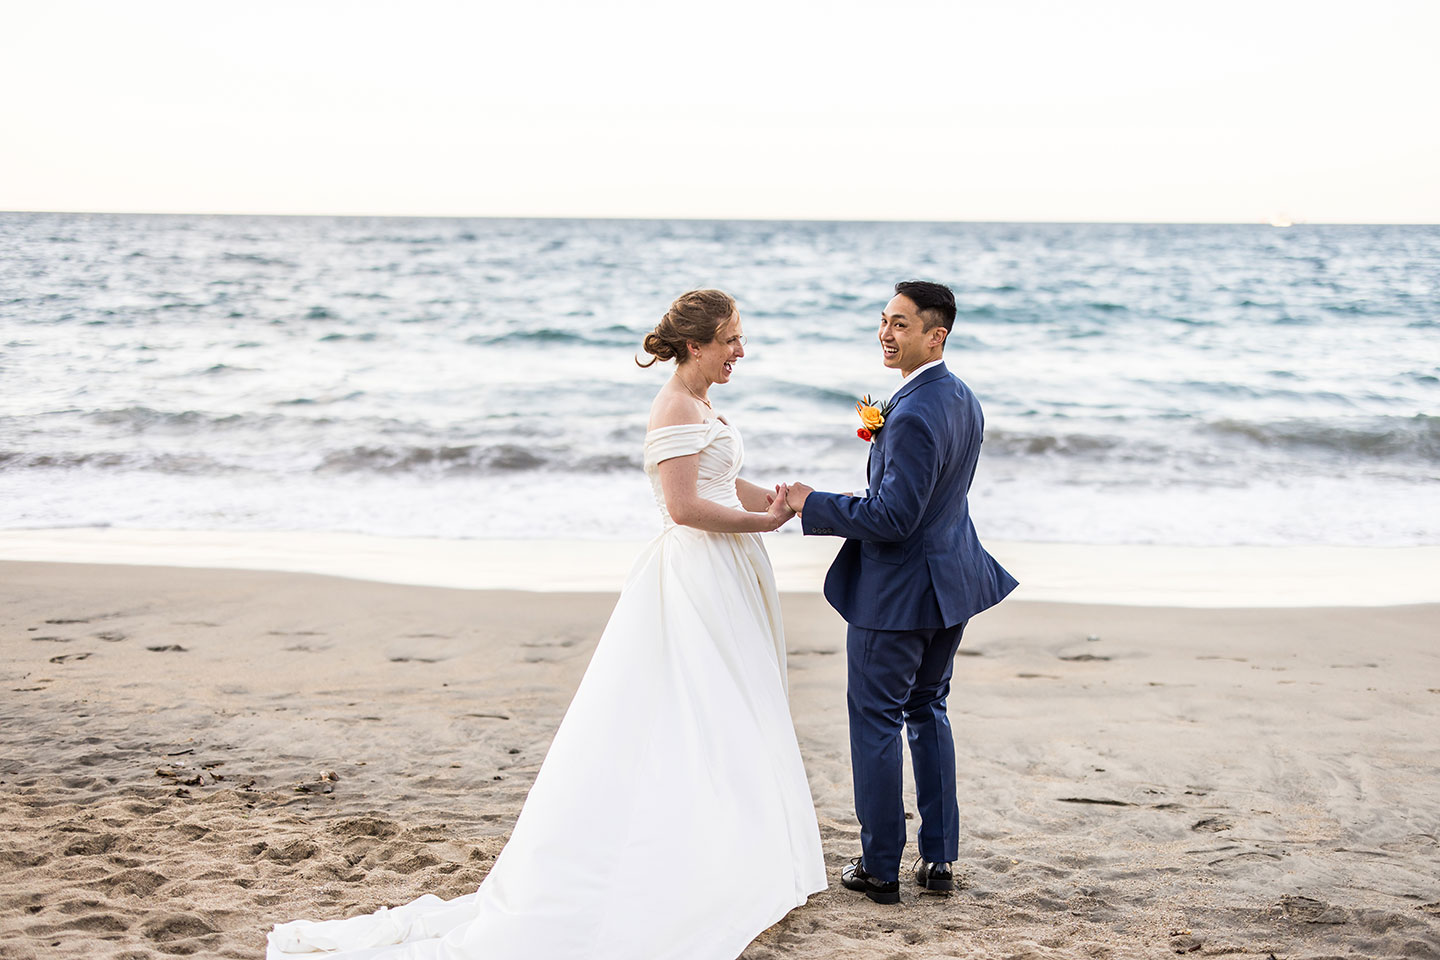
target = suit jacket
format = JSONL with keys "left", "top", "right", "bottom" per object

{"left": 801, "top": 362, "right": 1017, "bottom": 630}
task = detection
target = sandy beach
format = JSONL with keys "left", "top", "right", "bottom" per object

{"left": 3, "top": 556, "right": 1439, "bottom": 959}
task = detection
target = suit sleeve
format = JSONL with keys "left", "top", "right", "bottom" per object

{"left": 801, "top": 411, "right": 941, "bottom": 542}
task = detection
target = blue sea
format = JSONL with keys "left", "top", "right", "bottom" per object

{"left": 1, "top": 213, "right": 1436, "bottom": 546}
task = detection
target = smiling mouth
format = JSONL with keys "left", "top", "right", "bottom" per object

{"left": 723, "top": 361, "right": 734, "bottom": 374}
{"left": 882, "top": 345, "right": 898, "bottom": 358}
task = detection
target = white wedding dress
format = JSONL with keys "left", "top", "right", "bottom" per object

{"left": 267, "top": 418, "right": 826, "bottom": 959}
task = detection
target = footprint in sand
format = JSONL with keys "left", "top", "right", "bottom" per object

{"left": 1207, "top": 849, "right": 1283, "bottom": 866}
{"left": 260, "top": 838, "right": 322, "bottom": 863}
{"left": 1276, "top": 894, "right": 1348, "bottom": 923}
{"left": 333, "top": 816, "right": 400, "bottom": 839}
{"left": 98, "top": 867, "right": 168, "bottom": 897}
{"left": 60, "top": 913, "right": 130, "bottom": 934}
{"left": 62, "top": 833, "right": 121, "bottom": 856}
{"left": 146, "top": 644, "right": 188, "bottom": 653}
{"left": 387, "top": 849, "right": 443, "bottom": 873}
{"left": 140, "top": 912, "right": 219, "bottom": 943}
{"left": 1191, "top": 817, "right": 1233, "bottom": 832}
{"left": 817, "top": 820, "right": 859, "bottom": 842}
{"left": 520, "top": 636, "right": 581, "bottom": 649}
{"left": 2, "top": 849, "right": 51, "bottom": 868}
{"left": 49, "top": 652, "right": 92, "bottom": 664}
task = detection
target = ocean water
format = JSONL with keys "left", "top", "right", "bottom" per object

{"left": 1, "top": 213, "right": 1436, "bottom": 546}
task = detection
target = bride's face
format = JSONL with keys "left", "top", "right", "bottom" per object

{"left": 690, "top": 312, "right": 746, "bottom": 385}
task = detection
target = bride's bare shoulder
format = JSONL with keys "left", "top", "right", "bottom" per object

{"left": 647, "top": 384, "right": 706, "bottom": 432}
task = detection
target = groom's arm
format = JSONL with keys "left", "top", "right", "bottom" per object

{"left": 797, "top": 413, "right": 942, "bottom": 543}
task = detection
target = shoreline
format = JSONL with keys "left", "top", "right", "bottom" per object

{"left": 1, "top": 526, "right": 1438, "bottom": 607}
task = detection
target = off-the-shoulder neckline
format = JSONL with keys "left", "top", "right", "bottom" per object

{"left": 644, "top": 417, "right": 729, "bottom": 437}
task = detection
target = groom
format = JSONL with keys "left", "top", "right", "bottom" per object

{"left": 786, "top": 280, "right": 1017, "bottom": 904}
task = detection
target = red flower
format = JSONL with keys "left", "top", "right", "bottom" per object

{"left": 857, "top": 428, "right": 873, "bottom": 442}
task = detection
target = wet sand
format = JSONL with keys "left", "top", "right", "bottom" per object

{"left": 2, "top": 560, "right": 1438, "bottom": 959}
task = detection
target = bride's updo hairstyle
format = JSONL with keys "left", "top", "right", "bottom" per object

{"left": 637, "top": 289, "right": 736, "bottom": 368}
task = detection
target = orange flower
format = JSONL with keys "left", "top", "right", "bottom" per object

{"left": 854, "top": 394, "right": 892, "bottom": 441}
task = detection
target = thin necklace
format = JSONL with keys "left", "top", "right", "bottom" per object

{"left": 678, "top": 374, "right": 712, "bottom": 410}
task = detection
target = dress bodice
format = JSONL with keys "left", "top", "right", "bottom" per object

{"left": 643, "top": 419, "right": 743, "bottom": 526}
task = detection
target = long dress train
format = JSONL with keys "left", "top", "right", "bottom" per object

{"left": 266, "top": 419, "right": 826, "bottom": 959}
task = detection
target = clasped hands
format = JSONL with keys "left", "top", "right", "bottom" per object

{"left": 764, "top": 481, "right": 816, "bottom": 527}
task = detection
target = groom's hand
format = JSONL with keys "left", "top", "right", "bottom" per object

{"left": 786, "top": 482, "right": 814, "bottom": 515}
{"left": 765, "top": 483, "right": 795, "bottom": 530}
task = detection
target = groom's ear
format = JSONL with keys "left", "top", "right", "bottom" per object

{"left": 930, "top": 325, "right": 948, "bottom": 349}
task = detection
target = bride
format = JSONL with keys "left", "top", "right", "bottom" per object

{"left": 266, "top": 289, "right": 827, "bottom": 959}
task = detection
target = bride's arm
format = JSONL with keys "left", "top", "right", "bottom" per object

{"left": 660, "top": 456, "right": 793, "bottom": 533}
{"left": 735, "top": 477, "right": 777, "bottom": 513}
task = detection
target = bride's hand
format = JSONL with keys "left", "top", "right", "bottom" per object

{"left": 766, "top": 483, "right": 796, "bottom": 530}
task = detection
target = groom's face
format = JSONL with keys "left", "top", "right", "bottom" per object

{"left": 878, "top": 294, "right": 945, "bottom": 376}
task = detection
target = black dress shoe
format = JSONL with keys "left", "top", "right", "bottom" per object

{"left": 841, "top": 857, "right": 900, "bottom": 904}
{"left": 914, "top": 859, "right": 955, "bottom": 893}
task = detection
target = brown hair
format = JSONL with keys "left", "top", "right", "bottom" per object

{"left": 636, "top": 289, "right": 736, "bottom": 368}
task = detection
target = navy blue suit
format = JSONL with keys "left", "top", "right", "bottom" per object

{"left": 802, "top": 361, "right": 1017, "bottom": 881}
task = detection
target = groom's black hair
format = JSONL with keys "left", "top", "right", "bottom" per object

{"left": 895, "top": 280, "right": 956, "bottom": 333}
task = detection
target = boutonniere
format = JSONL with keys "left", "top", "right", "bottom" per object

{"left": 855, "top": 394, "right": 893, "bottom": 442}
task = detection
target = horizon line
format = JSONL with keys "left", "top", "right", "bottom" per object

{"left": 2, "top": 208, "right": 1437, "bottom": 228}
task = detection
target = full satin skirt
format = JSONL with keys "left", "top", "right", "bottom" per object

{"left": 266, "top": 526, "right": 826, "bottom": 959}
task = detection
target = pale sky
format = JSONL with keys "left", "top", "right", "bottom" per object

{"left": 2, "top": 0, "right": 1437, "bottom": 222}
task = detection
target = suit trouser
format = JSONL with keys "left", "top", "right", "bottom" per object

{"left": 846, "top": 620, "right": 967, "bottom": 882}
